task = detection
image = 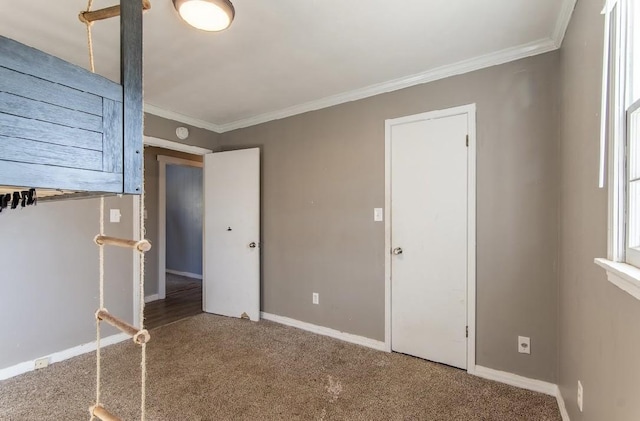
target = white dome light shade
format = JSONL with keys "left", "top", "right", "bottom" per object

{"left": 173, "top": 0, "right": 235, "bottom": 32}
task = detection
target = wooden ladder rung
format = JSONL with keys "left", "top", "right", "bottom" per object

{"left": 94, "top": 235, "right": 151, "bottom": 252}
{"left": 79, "top": 0, "right": 151, "bottom": 24}
{"left": 96, "top": 309, "right": 150, "bottom": 345}
{"left": 90, "top": 405, "right": 122, "bottom": 421}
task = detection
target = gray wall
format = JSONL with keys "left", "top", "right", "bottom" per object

{"left": 218, "top": 52, "right": 560, "bottom": 382}
{"left": 0, "top": 196, "right": 134, "bottom": 369}
{"left": 558, "top": 0, "right": 640, "bottom": 419}
{"left": 0, "top": 114, "right": 216, "bottom": 371}
{"left": 144, "top": 113, "right": 220, "bottom": 150}
{"left": 166, "top": 165, "right": 203, "bottom": 276}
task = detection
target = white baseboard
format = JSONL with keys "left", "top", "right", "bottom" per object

{"left": 472, "top": 365, "right": 568, "bottom": 418}
{"left": 259, "top": 312, "right": 565, "bottom": 414}
{"left": 470, "top": 365, "right": 558, "bottom": 396}
{"left": 145, "top": 294, "right": 160, "bottom": 303}
{"left": 260, "top": 312, "right": 386, "bottom": 352}
{"left": 556, "top": 388, "right": 571, "bottom": 421}
{"left": 166, "top": 269, "right": 203, "bottom": 280}
{"left": 0, "top": 333, "right": 129, "bottom": 381}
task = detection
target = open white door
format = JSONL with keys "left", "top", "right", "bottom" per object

{"left": 203, "top": 148, "right": 260, "bottom": 321}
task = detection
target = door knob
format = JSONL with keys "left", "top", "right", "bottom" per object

{"left": 249, "top": 242, "right": 257, "bottom": 248}
{"left": 392, "top": 247, "right": 403, "bottom": 255}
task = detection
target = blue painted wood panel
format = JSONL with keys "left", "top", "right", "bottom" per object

{"left": 0, "top": 7, "right": 142, "bottom": 196}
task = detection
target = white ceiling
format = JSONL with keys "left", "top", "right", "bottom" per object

{"left": 0, "top": 0, "right": 576, "bottom": 132}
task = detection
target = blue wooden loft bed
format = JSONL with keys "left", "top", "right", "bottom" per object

{"left": 0, "top": 0, "right": 144, "bottom": 203}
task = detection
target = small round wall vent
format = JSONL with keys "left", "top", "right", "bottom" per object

{"left": 176, "top": 126, "right": 190, "bottom": 140}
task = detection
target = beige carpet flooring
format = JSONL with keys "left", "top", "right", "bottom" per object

{"left": 0, "top": 314, "right": 561, "bottom": 420}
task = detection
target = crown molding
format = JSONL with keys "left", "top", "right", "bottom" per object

{"left": 144, "top": 103, "right": 223, "bottom": 133}
{"left": 553, "top": 0, "right": 578, "bottom": 48}
{"left": 216, "top": 37, "right": 557, "bottom": 133}
{"left": 146, "top": 34, "right": 565, "bottom": 134}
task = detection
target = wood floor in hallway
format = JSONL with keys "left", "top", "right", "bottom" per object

{"left": 145, "top": 273, "right": 202, "bottom": 330}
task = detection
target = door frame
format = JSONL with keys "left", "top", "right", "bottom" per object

{"left": 157, "top": 155, "right": 203, "bottom": 300}
{"left": 132, "top": 136, "right": 212, "bottom": 327}
{"left": 384, "top": 103, "right": 477, "bottom": 373}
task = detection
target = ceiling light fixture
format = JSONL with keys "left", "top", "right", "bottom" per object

{"left": 172, "top": 0, "right": 235, "bottom": 32}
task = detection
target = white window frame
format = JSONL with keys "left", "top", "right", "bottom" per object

{"left": 596, "top": 0, "right": 640, "bottom": 300}
{"left": 627, "top": 100, "right": 640, "bottom": 267}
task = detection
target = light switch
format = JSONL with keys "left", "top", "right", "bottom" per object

{"left": 374, "top": 208, "right": 384, "bottom": 222}
{"left": 110, "top": 209, "right": 121, "bottom": 223}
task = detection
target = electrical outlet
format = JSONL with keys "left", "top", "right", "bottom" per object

{"left": 577, "top": 381, "right": 584, "bottom": 412}
{"left": 34, "top": 357, "right": 49, "bottom": 370}
{"left": 518, "top": 336, "right": 531, "bottom": 354}
{"left": 312, "top": 293, "right": 319, "bottom": 305}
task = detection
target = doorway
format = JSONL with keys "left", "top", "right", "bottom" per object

{"left": 384, "top": 104, "right": 476, "bottom": 371}
{"left": 132, "top": 137, "right": 261, "bottom": 329}
{"left": 134, "top": 137, "right": 211, "bottom": 329}
{"left": 146, "top": 146, "right": 205, "bottom": 329}
{"left": 157, "top": 154, "right": 204, "bottom": 301}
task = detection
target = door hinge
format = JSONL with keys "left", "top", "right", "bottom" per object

{"left": 466, "top": 134, "right": 469, "bottom": 147}
{"left": 466, "top": 326, "right": 468, "bottom": 338}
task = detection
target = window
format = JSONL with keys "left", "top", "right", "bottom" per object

{"left": 629, "top": 100, "right": 640, "bottom": 267}
{"left": 597, "top": 0, "right": 640, "bottom": 297}
{"left": 626, "top": 0, "right": 640, "bottom": 267}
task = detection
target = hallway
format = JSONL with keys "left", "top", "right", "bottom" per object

{"left": 145, "top": 273, "right": 202, "bottom": 330}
